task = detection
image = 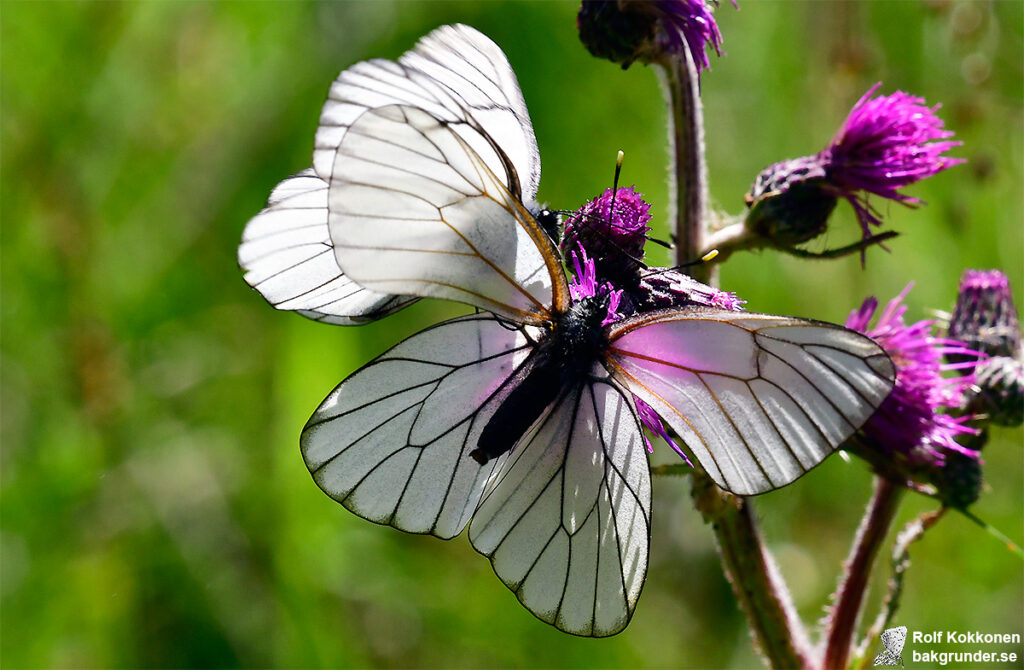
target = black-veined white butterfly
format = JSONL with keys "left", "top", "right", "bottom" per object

{"left": 240, "top": 24, "right": 896, "bottom": 637}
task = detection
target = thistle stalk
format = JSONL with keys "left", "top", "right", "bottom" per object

{"left": 661, "top": 44, "right": 809, "bottom": 669}
{"left": 822, "top": 476, "right": 904, "bottom": 669}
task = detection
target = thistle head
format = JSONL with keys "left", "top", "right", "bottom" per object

{"left": 562, "top": 186, "right": 652, "bottom": 287}
{"left": 577, "top": 0, "right": 727, "bottom": 71}
{"left": 844, "top": 286, "right": 981, "bottom": 481}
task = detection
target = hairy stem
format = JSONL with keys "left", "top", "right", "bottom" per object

{"left": 822, "top": 476, "right": 905, "bottom": 670}
{"left": 661, "top": 45, "right": 808, "bottom": 668}
{"left": 657, "top": 49, "right": 711, "bottom": 283}
{"left": 691, "top": 472, "right": 814, "bottom": 669}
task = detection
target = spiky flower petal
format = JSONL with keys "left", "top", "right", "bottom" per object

{"left": 744, "top": 84, "right": 963, "bottom": 256}
{"left": 824, "top": 83, "right": 965, "bottom": 241}
{"left": 845, "top": 285, "right": 979, "bottom": 470}
{"left": 577, "top": 0, "right": 729, "bottom": 71}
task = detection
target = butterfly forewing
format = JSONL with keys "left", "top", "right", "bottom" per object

{"left": 329, "top": 104, "right": 567, "bottom": 323}
{"left": 315, "top": 24, "right": 541, "bottom": 202}
{"left": 469, "top": 369, "right": 651, "bottom": 637}
{"left": 238, "top": 169, "right": 416, "bottom": 324}
{"left": 301, "top": 313, "right": 537, "bottom": 538}
{"left": 605, "top": 310, "right": 895, "bottom": 495}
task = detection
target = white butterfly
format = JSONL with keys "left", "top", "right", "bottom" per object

{"left": 238, "top": 24, "right": 542, "bottom": 324}
{"left": 242, "top": 25, "right": 896, "bottom": 637}
{"left": 873, "top": 626, "right": 907, "bottom": 666}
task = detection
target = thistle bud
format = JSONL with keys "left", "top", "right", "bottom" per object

{"left": 965, "top": 356, "right": 1024, "bottom": 427}
{"left": 931, "top": 450, "right": 984, "bottom": 509}
{"left": 947, "top": 269, "right": 1021, "bottom": 362}
{"left": 744, "top": 156, "right": 837, "bottom": 247}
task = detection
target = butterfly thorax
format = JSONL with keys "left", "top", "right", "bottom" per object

{"left": 470, "top": 296, "right": 611, "bottom": 465}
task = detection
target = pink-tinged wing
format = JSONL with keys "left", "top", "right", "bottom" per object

{"left": 469, "top": 368, "right": 651, "bottom": 637}
{"left": 314, "top": 24, "right": 540, "bottom": 204}
{"left": 605, "top": 310, "right": 895, "bottom": 496}
{"left": 301, "top": 314, "right": 538, "bottom": 538}
{"left": 238, "top": 169, "right": 416, "bottom": 324}
{"left": 328, "top": 104, "right": 568, "bottom": 324}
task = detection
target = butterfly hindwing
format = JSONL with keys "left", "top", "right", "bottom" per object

{"left": 469, "top": 367, "right": 651, "bottom": 637}
{"left": 301, "top": 313, "right": 538, "bottom": 538}
{"left": 605, "top": 309, "right": 895, "bottom": 495}
{"left": 315, "top": 24, "right": 541, "bottom": 203}
{"left": 328, "top": 103, "right": 567, "bottom": 324}
{"left": 239, "top": 169, "right": 416, "bottom": 324}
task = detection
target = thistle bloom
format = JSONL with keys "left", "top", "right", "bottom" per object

{"left": 564, "top": 187, "right": 743, "bottom": 313}
{"left": 845, "top": 285, "right": 979, "bottom": 472}
{"left": 745, "top": 84, "right": 963, "bottom": 255}
{"left": 577, "top": 0, "right": 727, "bottom": 71}
{"left": 567, "top": 247, "right": 623, "bottom": 326}
{"left": 947, "top": 269, "right": 1021, "bottom": 360}
{"left": 562, "top": 186, "right": 652, "bottom": 286}
{"left": 824, "top": 83, "right": 965, "bottom": 240}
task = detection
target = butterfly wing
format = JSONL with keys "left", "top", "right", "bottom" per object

{"left": 882, "top": 626, "right": 907, "bottom": 656}
{"left": 605, "top": 309, "right": 895, "bottom": 495}
{"left": 301, "top": 313, "right": 538, "bottom": 538}
{"left": 238, "top": 169, "right": 416, "bottom": 324}
{"left": 314, "top": 24, "right": 541, "bottom": 205}
{"left": 469, "top": 368, "right": 651, "bottom": 637}
{"left": 872, "top": 650, "right": 900, "bottom": 666}
{"left": 328, "top": 103, "right": 568, "bottom": 324}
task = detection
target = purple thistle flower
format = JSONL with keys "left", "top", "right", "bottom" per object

{"left": 633, "top": 395, "right": 693, "bottom": 466}
{"left": 745, "top": 84, "right": 963, "bottom": 260}
{"left": 822, "top": 83, "right": 965, "bottom": 241}
{"left": 577, "top": 0, "right": 730, "bottom": 71}
{"left": 652, "top": 0, "right": 724, "bottom": 72}
{"left": 635, "top": 267, "right": 744, "bottom": 312}
{"left": 562, "top": 186, "right": 652, "bottom": 286}
{"left": 845, "top": 285, "right": 980, "bottom": 470}
{"left": 568, "top": 247, "right": 624, "bottom": 326}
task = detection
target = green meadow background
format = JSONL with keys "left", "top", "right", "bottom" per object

{"left": 2, "top": 1, "right": 1021, "bottom": 668}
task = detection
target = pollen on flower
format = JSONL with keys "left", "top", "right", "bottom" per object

{"left": 845, "top": 285, "right": 980, "bottom": 470}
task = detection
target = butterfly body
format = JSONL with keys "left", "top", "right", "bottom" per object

{"left": 474, "top": 295, "right": 615, "bottom": 465}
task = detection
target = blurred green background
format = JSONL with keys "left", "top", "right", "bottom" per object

{"left": 2, "top": 1, "right": 1021, "bottom": 668}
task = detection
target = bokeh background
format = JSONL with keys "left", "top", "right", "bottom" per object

{"left": 2, "top": 1, "right": 1021, "bottom": 668}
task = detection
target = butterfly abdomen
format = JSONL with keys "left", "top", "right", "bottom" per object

{"left": 471, "top": 297, "right": 611, "bottom": 465}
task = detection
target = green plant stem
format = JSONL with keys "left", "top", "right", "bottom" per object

{"left": 691, "top": 472, "right": 814, "bottom": 669}
{"left": 822, "top": 476, "right": 905, "bottom": 670}
{"left": 660, "top": 45, "right": 809, "bottom": 669}
{"left": 657, "top": 49, "right": 711, "bottom": 284}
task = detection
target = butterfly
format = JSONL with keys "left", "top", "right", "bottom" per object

{"left": 873, "top": 626, "right": 907, "bottom": 667}
{"left": 240, "top": 24, "right": 897, "bottom": 637}
{"left": 238, "top": 23, "right": 553, "bottom": 324}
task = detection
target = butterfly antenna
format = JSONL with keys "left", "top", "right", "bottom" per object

{"left": 607, "top": 150, "right": 624, "bottom": 217}
{"left": 643, "top": 250, "right": 724, "bottom": 282}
